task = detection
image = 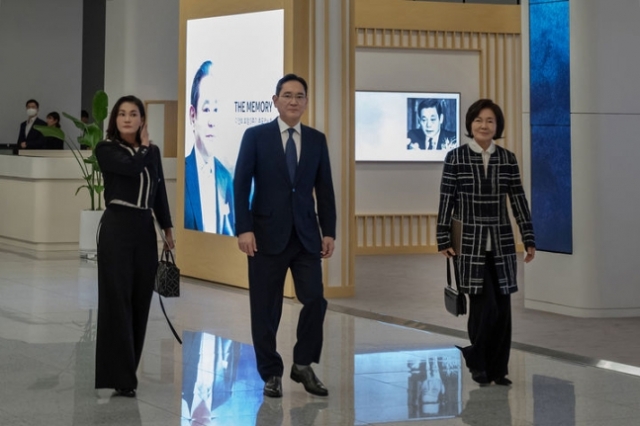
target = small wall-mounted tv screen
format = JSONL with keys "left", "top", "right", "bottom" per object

{"left": 355, "top": 91, "right": 460, "bottom": 162}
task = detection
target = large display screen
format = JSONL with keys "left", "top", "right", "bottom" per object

{"left": 184, "top": 10, "right": 284, "bottom": 235}
{"left": 355, "top": 91, "right": 460, "bottom": 162}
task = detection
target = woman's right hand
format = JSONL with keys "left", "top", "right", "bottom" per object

{"left": 140, "top": 123, "right": 150, "bottom": 147}
{"left": 440, "top": 248, "right": 456, "bottom": 258}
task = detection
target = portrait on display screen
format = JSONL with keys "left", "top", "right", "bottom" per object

{"left": 183, "top": 10, "right": 284, "bottom": 235}
{"left": 355, "top": 91, "right": 460, "bottom": 162}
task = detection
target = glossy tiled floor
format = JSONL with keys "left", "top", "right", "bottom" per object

{"left": 1, "top": 248, "right": 640, "bottom": 425}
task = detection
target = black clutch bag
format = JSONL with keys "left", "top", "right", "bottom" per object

{"left": 156, "top": 249, "right": 180, "bottom": 297}
{"left": 444, "top": 257, "right": 467, "bottom": 316}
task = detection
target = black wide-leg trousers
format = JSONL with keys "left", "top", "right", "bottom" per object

{"left": 248, "top": 231, "right": 327, "bottom": 382}
{"left": 95, "top": 205, "right": 158, "bottom": 389}
{"left": 464, "top": 252, "right": 512, "bottom": 381}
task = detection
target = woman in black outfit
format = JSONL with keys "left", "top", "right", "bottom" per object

{"left": 94, "top": 95, "right": 174, "bottom": 397}
{"left": 437, "top": 99, "right": 535, "bottom": 386}
{"left": 44, "top": 112, "right": 64, "bottom": 149}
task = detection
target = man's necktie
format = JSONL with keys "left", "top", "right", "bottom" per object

{"left": 428, "top": 137, "right": 433, "bottom": 150}
{"left": 285, "top": 128, "right": 297, "bottom": 182}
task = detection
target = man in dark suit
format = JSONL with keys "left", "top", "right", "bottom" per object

{"left": 17, "top": 99, "right": 46, "bottom": 149}
{"left": 184, "top": 60, "right": 235, "bottom": 235}
{"left": 234, "top": 74, "right": 337, "bottom": 398}
{"left": 407, "top": 98, "right": 457, "bottom": 150}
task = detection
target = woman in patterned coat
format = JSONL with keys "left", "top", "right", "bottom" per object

{"left": 436, "top": 99, "right": 535, "bottom": 386}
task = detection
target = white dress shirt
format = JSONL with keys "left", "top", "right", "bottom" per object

{"left": 24, "top": 116, "right": 37, "bottom": 139}
{"left": 468, "top": 138, "right": 496, "bottom": 251}
{"left": 277, "top": 117, "right": 301, "bottom": 162}
{"left": 195, "top": 148, "right": 217, "bottom": 233}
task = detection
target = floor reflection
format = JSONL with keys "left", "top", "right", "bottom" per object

{"left": 180, "top": 331, "right": 467, "bottom": 425}
{"left": 354, "top": 347, "right": 462, "bottom": 424}
{"left": 181, "top": 331, "right": 262, "bottom": 425}
{"left": 533, "top": 375, "right": 575, "bottom": 426}
{"left": 460, "top": 387, "right": 511, "bottom": 425}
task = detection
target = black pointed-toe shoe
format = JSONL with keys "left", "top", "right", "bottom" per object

{"left": 263, "top": 376, "right": 283, "bottom": 398}
{"left": 290, "top": 365, "right": 329, "bottom": 397}
{"left": 470, "top": 369, "right": 491, "bottom": 386}
{"left": 114, "top": 388, "right": 136, "bottom": 398}
{"left": 494, "top": 377, "right": 512, "bottom": 386}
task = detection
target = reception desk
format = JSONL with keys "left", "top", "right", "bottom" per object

{"left": 0, "top": 151, "right": 176, "bottom": 256}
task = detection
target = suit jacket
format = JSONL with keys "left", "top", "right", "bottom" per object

{"left": 17, "top": 117, "right": 47, "bottom": 149}
{"left": 407, "top": 128, "right": 457, "bottom": 150}
{"left": 436, "top": 144, "right": 535, "bottom": 295}
{"left": 234, "top": 119, "right": 336, "bottom": 255}
{"left": 184, "top": 147, "right": 235, "bottom": 235}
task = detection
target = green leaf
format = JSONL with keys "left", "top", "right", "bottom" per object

{"left": 33, "top": 125, "right": 65, "bottom": 140}
{"left": 62, "top": 112, "right": 88, "bottom": 133}
{"left": 94, "top": 185, "right": 105, "bottom": 194}
{"left": 85, "top": 124, "right": 103, "bottom": 148}
{"left": 75, "top": 185, "right": 90, "bottom": 196}
{"left": 93, "top": 91, "right": 109, "bottom": 124}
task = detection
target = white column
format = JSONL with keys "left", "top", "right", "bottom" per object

{"left": 523, "top": 0, "right": 640, "bottom": 317}
{"left": 311, "top": 0, "right": 355, "bottom": 295}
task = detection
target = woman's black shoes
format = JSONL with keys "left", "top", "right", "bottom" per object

{"left": 114, "top": 388, "right": 136, "bottom": 397}
{"left": 470, "top": 369, "right": 491, "bottom": 385}
{"left": 494, "top": 377, "right": 512, "bottom": 386}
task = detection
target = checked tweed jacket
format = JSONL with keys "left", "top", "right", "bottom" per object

{"left": 436, "top": 144, "right": 535, "bottom": 295}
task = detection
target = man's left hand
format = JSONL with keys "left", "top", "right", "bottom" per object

{"left": 321, "top": 237, "right": 335, "bottom": 259}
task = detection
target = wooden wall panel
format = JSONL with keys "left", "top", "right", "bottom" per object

{"left": 354, "top": 0, "right": 523, "bottom": 254}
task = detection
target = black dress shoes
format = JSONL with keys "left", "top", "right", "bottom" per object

{"left": 290, "top": 365, "right": 329, "bottom": 397}
{"left": 263, "top": 376, "right": 283, "bottom": 398}
{"left": 114, "top": 388, "right": 136, "bottom": 398}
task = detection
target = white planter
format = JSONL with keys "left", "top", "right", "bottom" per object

{"left": 79, "top": 210, "right": 104, "bottom": 259}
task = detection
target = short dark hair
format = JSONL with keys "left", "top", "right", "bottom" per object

{"left": 416, "top": 98, "right": 443, "bottom": 118}
{"left": 106, "top": 95, "right": 146, "bottom": 143}
{"left": 26, "top": 99, "right": 39, "bottom": 108}
{"left": 465, "top": 99, "right": 505, "bottom": 139}
{"left": 275, "top": 74, "right": 308, "bottom": 96}
{"left": 190, "top": 60, "right": 212, "bottom": 110}
{"left": 81, "top": 109, "right": 89, "bottom": 119}
{"left": 46, "top": 112, "right": 61, "bottom": 128}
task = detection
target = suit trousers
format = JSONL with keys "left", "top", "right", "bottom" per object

{"left": 248, "top": 231, "right": 327, "bottom": 382}
{"left": 464, "top": 251, "right": 512, "bottom": 380}
{"left": 95, "top": 205, "right": 158, "bottom": 389}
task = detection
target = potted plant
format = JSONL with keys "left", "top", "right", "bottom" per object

{"left": 35, "top": 90, "right": 109, "bottom": 258}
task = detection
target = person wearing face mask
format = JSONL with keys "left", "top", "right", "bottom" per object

{"left": 17, "top": 99, "right": 46, "bottom": 149}
{"left": 94, "top": 95, "right": 174, "bottom": 398}
{"left": 184, "top": 60, "right": 235, "bottom": 235}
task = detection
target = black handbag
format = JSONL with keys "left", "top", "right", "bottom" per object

{"left": 156, "top": 249, "right": 180, "bottom": 297}
{"left": 444, "top": 257, "right": 467, "bottom": 316}
{"left": 153, "top": 215, "right": 183, "bottom": 344}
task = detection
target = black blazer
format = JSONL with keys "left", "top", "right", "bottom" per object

{"left": 234, "top": 119, "right": 336, "bottom": 255}
{"left": 17, "top": 118, "right": 47, "bottom": 149}
{"left": 95, "top": 140, "right": 173, "bottom": 229}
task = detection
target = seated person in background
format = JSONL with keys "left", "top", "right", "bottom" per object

{"left": 18, "top": 99, "right": 46, "bottom": 149}
{"left": 407, "top": 99, "right": 456, "bottom": 150}
{"left": 44, "top": 112, "right": 64, "bottom": 149}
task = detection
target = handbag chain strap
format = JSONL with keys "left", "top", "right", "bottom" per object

{"left": 152, "top": 215, "right": 182, "bottom": 345}
{"left": 447, "top": 257, "right": 462, "bottom": 292}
